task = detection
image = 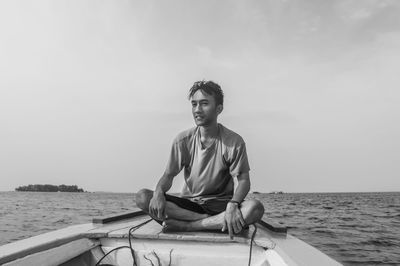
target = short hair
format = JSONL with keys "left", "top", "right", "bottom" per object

{"left": 188, "top": 80, "right": 224, "bottom": 106}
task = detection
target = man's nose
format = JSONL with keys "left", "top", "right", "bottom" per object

{"left": 194, "top": 105, "right": 202, "bottom": 113}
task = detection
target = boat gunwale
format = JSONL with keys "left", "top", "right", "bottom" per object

{"left": 0, "top": 224, "right": 95, "bottom": 265}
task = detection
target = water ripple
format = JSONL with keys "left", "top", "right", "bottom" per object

{"left": 1, "top": 191, "right": 399, "bottom": 266}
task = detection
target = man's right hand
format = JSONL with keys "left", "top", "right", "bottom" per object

{"left": 149, "top": 191, "right": 167, "bottom": 221}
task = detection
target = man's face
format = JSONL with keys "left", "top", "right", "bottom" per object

{"left": 190, "top": 90, "right": 222, "bottom": 126}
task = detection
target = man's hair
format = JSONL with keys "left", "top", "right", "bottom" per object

{"left": 188, "top": 80, "right": 224, "bottom": 106}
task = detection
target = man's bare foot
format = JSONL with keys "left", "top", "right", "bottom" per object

{"left": 162, "top": 219, "right": 191, "bottom": 232}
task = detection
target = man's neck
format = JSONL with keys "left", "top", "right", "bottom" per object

{"left": 199, "top": 122, "right": 219, "bottom": 139}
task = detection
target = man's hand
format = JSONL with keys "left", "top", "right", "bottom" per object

{"left": 149, "top": 191, "right": 167, "bottom": 221}
{"left": 222, "top": 202, "right": 246, "bottom": 239}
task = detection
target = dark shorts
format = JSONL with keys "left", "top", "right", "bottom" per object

{"left": 165, "top": 194, "right": 230, "bottom": 216}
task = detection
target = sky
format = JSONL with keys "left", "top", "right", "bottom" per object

{"left": 0, "top": 0, "right": 399, "bottom": 193}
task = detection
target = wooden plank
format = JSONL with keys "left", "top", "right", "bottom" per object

{"left": 92, "top": 209, "right": 145, "bottom": 224}
{"left": 115, "top": 219, "right": 162, "bottom": 238}
{"left": 86, "top": 216, "right": 151, "bottom": 237}
{"left": 257, "top": 215, "right": 288, "bottom": 234}
{"left": 109, "top": 219, "right": 263, "bottom": 246}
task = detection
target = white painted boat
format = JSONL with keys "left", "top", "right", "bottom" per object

{"left": 0, "top": 209, "right": 342, "bottom": 266}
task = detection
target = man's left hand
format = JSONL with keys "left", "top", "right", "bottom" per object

{"left": 222, "top": 202, "right": 246, "bottom": 239}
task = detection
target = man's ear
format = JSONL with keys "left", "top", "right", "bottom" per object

{"left": 217, "top": 104, "right": 223, "bottom": 114}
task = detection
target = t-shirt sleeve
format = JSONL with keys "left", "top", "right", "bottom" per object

{"left": 229, "top": 142, "right": 250, "bottom": 177}
{"left": 164, "top": 138, "right": 185, "bottom": 176}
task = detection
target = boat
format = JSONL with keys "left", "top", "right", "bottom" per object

{"left": 0, "top": 209, "right": 342, "bottom": 266}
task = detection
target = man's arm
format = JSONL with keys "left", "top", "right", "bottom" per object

{"left": 223, "top": 172, "right": 250, "bottom": 239}
{"left": 231, "top": 172, "right": 250, "bottom": 203}
{"left": 154, "top": 172, "right": 175, "bottom": 195}
{"left": 150, "top": 135, "right": 184, "bottom": 220}
{"left": 149, "top": 173, "right": 175, "bottom": 220}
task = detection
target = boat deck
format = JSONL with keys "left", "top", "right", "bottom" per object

{"left": 88, "top": 213, "right": 277, "bottom": 249}
{"left": 0, "top": 209, "right": 342, "bottom": 266}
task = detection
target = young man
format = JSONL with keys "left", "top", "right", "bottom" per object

{"left": 136, "top": 80, "right": 264, "bottom": 239}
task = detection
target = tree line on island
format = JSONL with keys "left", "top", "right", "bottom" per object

{"left": 15, "top": 184, "right": 85, "bottom": 192}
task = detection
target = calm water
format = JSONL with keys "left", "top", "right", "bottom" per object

{"left": 0, "top": 191, "right": 399, "bottom": 265}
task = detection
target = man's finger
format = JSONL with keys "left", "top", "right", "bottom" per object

{"left": 239, "top": 216, "right": 246, "bottom": 227}
{"left": 153, "top": 207, "right": 158, "bottom": 219}
{"left": 164, "top": 207, "right": 168, "bottom": 219}
{"left": 235, "top": 220, "right": 243, "bottom": 234}
{"left": 228, "top": 222, "right": 234, "bottom": 239}
{"left": 232, "top": 220, "right": 240, "bottom": 234}
{"left": 157, "top": 208, "right": 163, "bottom": 220}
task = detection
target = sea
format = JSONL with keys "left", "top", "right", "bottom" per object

{"left": 0, "top": 191, "right": 399, "bottom": 265}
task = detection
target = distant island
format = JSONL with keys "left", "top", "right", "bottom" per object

{"left": 15, "top": 184, "right": 85, "bottom": 192}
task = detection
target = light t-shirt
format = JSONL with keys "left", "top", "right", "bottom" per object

{"left": 164, "top": 124, "right": 250, "bottom": 202}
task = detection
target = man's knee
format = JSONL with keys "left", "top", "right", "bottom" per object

{"left": 135, "top": 188, "right": 153, "bottom": 211}
{"left": 246, "top": 199, "right": 265, "bottom": 221}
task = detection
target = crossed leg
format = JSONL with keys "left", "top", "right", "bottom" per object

{"left": 135, "top": 189, "right": 264, "bottom": 233}
{"left": 163, "top": 200, "right": 264, "bottom": 232}
{"left": 135, "top": 189, "right": 209, "bottom": 221}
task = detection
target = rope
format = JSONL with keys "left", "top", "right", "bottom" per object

{"left": 247, "top": 224, "right": 258, "bottom": 266}
{"left": 96, "top": 219, "right": 258, "bottom": 266}
{"left": 168, "top": 249, "right": 174, "bottom": 266}
{"left": 128, "top": 218, "right": 153, "bottom": 265}
{"left": 95, "top": 218, "right": 153, "bottom": 266}
{"left": 95, "top": 246, "right": 131, "bottom": 266}
{"left": 142, "top": 249, "right": 173, "bottom": 266}
{"left": 143, "top": 253, "right": 157, "bottom": 266}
